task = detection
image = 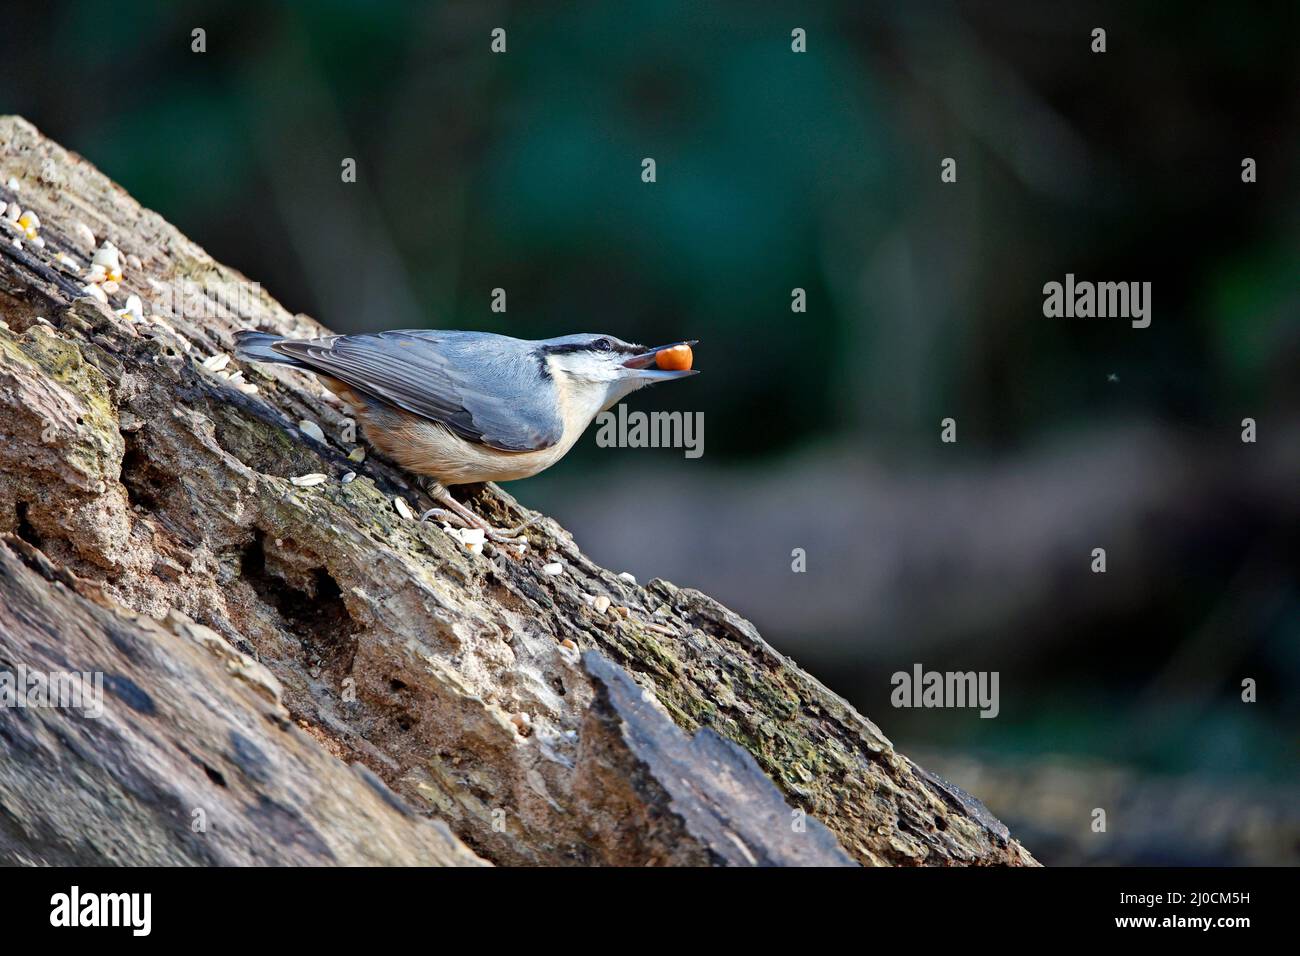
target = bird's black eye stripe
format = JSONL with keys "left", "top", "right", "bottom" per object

{"left": 542, "top": 338, "right": 638, "bottom": 356}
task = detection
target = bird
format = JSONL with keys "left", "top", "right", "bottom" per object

{"left": 234, "top": 328, "right": 698, "bottom": 540}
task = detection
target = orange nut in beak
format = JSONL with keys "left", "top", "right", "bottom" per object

{"left": 655, "top": 344, "right": 693, "bottom": 371}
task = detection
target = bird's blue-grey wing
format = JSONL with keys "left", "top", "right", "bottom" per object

{"left": 271, "top": 330, "right": 563, "bottom": 452}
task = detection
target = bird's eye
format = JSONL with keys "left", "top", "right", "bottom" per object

{"left": 592, "top": 338, "right": 612, "bottom": 352}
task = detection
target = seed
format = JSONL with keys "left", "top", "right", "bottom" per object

{"left": 81, "top": 284, "right": 108, "bottom": 304}
{"left": 394, "top": 497, "right": 414, "bottom": 520}
{"left": 298, "top": 419, "right": 325, "bottom": 443}
{"left": 115, "top": 295, "right": 144, "bottom": 323}
{"left": 448, "top": 527, "right": 486, "bottom": 555}
{"left": 654, "top": 344, "right": 693, "bottom": 371}
{"left": 618, "top": 571, "right": 637, "bottom": 585}
{"left": 237, "top": 382, "right": 260, "bottom": 395}
{"left": 347, "top": 446, "right": 366, "bottom": 463}
{"left": 593, "top": 595, "right": 611, "bottom": 614}
{"left": 5, "top": 177, "right": 19, "bottom": 191}
{"left": 614, "top": 606, "right": 630, "bottom": 618}
{"left": 291, "top": 473, "right": 328, "bottom": 487}
{"left": 16, "top": 211, "right": 39, "bottom": 239}
{"left": 561, "top": 639, "right": 577, "bottom": 650}
{"left": 72, "top": 221, "right": 96, "bottom": 249}
{"left": 341, "top": 471, "right": 356, "bottom": 483}
{"left": 510, "top": 712, "right": 532, "bottom": 735}
{"left": 202, "top": 353, "right": 230, "bottom": 372}
{"left": 4, "top": 202, "right": 18, "bottom": 223}
{"left": 91, "top": 241, "right": 121, "bottom": 272}
{"left": 541, "top": 562, "right": 564, "bottom": 576}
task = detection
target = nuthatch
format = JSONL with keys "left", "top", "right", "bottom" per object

{"left": 234, "top": 328, "right": 698, "bottom": 539}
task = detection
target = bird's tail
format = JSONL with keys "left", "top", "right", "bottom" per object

{"left": 233, "top": 329, "right": 301, "bottom": 366}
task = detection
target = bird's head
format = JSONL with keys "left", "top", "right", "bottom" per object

{"left": 539, "top": 333, "right": 698, "bottom": 413}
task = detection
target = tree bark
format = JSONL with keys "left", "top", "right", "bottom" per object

{"left": 0, "top": 116, "right": 1035, "bottom": 866}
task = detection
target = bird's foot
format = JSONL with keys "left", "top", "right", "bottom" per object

{"left": 482, "top": 513, "right": 541, "bottom": 543}
{"left": 417, "top": 480, "right": 539, "bottom": 545}
{"left": 455, "top": 508, "right": 540, "bottom": 545}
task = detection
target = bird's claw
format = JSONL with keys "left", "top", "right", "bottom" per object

{"left": 488, "top": 514, "right": 541, "bottom": 540}
{"left": 419, "top": 507, "right": 463, "bottom": 526}
{"left": 477, "top": 514, "right": 538, "bottom": 546}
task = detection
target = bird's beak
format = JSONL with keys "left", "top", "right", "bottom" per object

{"left": 621, "top": 340, "right": 699, "bottom": 379}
